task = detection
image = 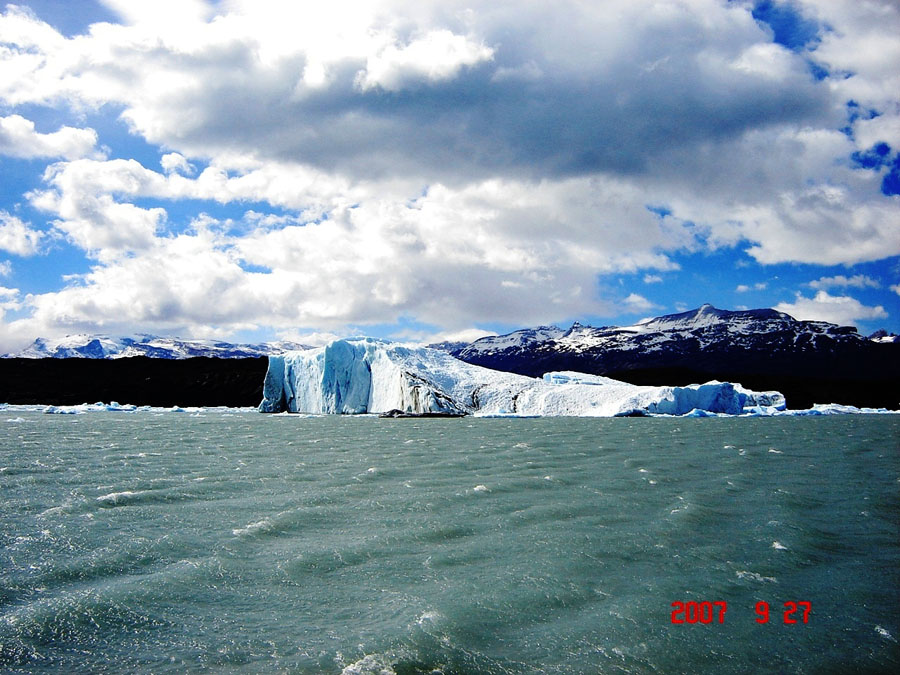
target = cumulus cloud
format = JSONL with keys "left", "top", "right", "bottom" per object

{"left": 736, "top": 282, "right": 767, "bottom": 292}
{"left": 425, "top": 327, "right": 498, "bottom": 345}
{"left": 0, "top": 1, "right": 832, "bottom": 179}
{"left": 808, "top": 274, "right": 880, "bottom": 290}
{"left": 0, "top": 115, "right": 99, "bottom": 160}
{"left": 160, "top": 152, "right": 195, "bottom": 175}
{"left": 20, "top": 157, "right": 685, "bottom": 332}
{"left": 355, "top": 29, "right": 494, "bottom": 91}
{"left": 775, "top": 290, "right": 888, "bottom": 327}
{"left": 622, "top": 293, "right": 661, "bottom": 314}
{"left": 0, "top": 212, "right": 44, "bottom": 256}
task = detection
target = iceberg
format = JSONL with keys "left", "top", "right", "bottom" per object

{"left": 258, "top": 338, "right": 786, "bottom": 416}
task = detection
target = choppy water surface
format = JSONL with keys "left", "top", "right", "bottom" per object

{"left": 2, "top": 412, "right": 899, "bottom": 673}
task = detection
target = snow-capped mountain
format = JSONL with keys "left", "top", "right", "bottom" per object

{"left": 868, "top": 329, "right": 900, "bottom": 344}
{"left": 259, "top": 337, "right": 785, "bottom": 416}
{"left": 4, "top": 334, "right": 309, "bottom": 359}
{"left": 438, "top": 305, "right": 899, "bottom": 409}
{"left": 448, "top": 304, "right": 881, "bottom": 369}
{"left": 452, "top": 305, "right": 869, "bottom": 363}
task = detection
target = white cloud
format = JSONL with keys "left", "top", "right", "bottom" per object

{"left": 0, "top": 261, "right": 11, "bottom": 277}
{"left": 0, "top": 1, "right": 834, "bottom": 180}
{"left": 891, "top": 284, "right": 900, "bottom": 297}
{"left": 30, "top": 189, "right": 164, "bottom": 260}
{"left": 274, "top": 329, "right": 348, "bottom": 347}
{"left": 736, "top": 282, "right": 767, "bottom": 292}
{"left": 355, "top": 29, "right": 494, "bottom": 91}
{"left": 0, "top": 212, "right": 44, "bottom": 256}
{"left": 21, "top": 157, "right": 685, "bottom": 330}
{"left": 809, "top": 274, "right": 880, "bottom": 290}
{"left": 425, "top": 327, "right": 498, "bottom": 344}
{"left": 798, "top": 0, "right": 900, "bottom": 121}
{"left": 775, "top": 290, "right": 888, "bottom": 327}
{"left": 160, "top": 152, "right": 194, "bottom": 175}
{"left": 643, "top": 274, "right": 662, "bottom": 284}
{"left": 622, "top": 293, "right": 660, "bottom": 314}
{"left": 0, "top": 115, "right": 100, "bottom": 160}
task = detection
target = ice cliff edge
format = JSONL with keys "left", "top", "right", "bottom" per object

{"left": 258, "top": 338, "right": 785, "bottom": 416}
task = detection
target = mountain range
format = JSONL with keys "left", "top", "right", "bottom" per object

{"left": 2, "top": 305, "right": 898, "bottom": 409}
{"left": 3, "top": 334, "right": 308, "bottom": 359}
{"left": 441, "top": 304, "right": 899, "bottom": 409}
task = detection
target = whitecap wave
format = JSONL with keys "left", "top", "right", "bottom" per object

{"left": 341, "top": 653, "right": 397, "bottom": 675}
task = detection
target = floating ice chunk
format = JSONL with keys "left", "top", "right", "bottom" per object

{"left": 875, "top": 626, "right": 897, "bottom": 642}
{"left": 34, "top": 403, "right": 251, "bottom": 414}
{"left": 473, "top": 484, "right": 490, "bottom": 493}
{"left": 736, "top": 570, "right": 777, "bottom": 583}
{"left": 772, "top": 541, "right": 787, "bottom": 550}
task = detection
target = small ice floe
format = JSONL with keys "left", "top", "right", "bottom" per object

{"left": 724, "top": 444, "right": 736, "bottom": 449}
{"left": 768, "top": 448, "right": 783, "bottom": 454}
{"left": 875, "top": 626, "right": 897, "bottom": 642}
{"left": 473, "top": 484, "right": 490, "bottom": 493}
{"left": 772, "top": 541, "right": 788, "bottom": 550}
{"left": 6, "top": 417, "right": 25, "bottom": 423}
{"left": 366, "top": 467, "right": 378, "bottom": 474}
{"left": 543, "top": 475, "right": 553, "bottom": 481}
{"left": 43, "top": 405, "right": 79, "bottom": 415}
{"left": 736, "top": 570, "right": 777, "bottom": 583}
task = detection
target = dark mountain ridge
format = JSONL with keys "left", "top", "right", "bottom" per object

{"left": 443, "top": 304, "right": 899, "bottom": 409}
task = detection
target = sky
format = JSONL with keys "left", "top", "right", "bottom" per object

{"left": 0, "top": 0, "right": 898, "bottom": 351}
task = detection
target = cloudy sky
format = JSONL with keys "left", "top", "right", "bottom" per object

{"left": 0, "top": 0, "right": 898, "bottom": 350}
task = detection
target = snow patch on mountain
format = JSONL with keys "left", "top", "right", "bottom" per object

{"left": 259, "top": 338, "right": 786, "bottom": 416}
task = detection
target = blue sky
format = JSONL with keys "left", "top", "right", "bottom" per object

{"left": 1, "top": 0, "right": 898, "bottom": 350}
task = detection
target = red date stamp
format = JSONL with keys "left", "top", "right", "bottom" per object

{"left": 670, "top": 601, "right": 810, "bottom": 624}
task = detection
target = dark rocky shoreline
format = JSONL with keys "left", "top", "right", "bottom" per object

{"left": 0, "top": 355, "right": 896, "bottom": 410}
{"left": 0, "top": 356, "right": 268, "bottom": 407}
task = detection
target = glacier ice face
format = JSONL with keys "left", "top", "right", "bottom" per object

{"left": 258, "top": 338, "right": 788, "bottom": 416}
{"left": 260, "top": 339, "right": 477, "bottom": 414}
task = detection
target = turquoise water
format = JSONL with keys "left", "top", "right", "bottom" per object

{"left": 1, "top": 412, "right": 899, "bottom": 673}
